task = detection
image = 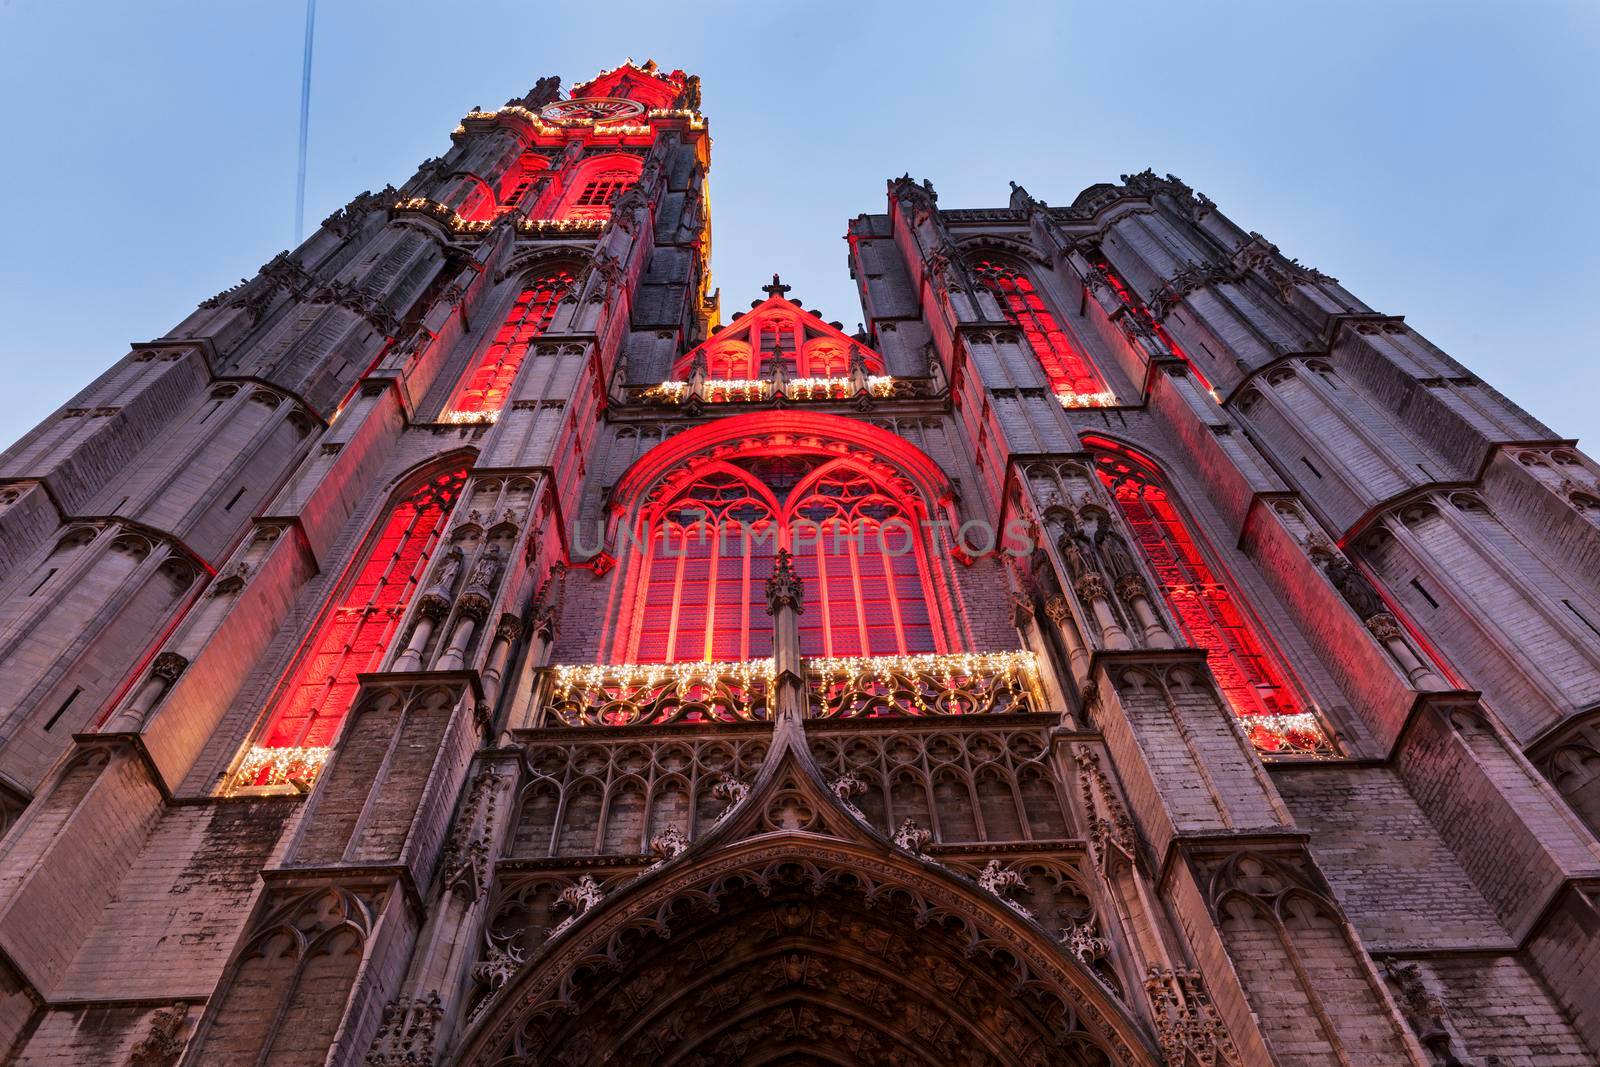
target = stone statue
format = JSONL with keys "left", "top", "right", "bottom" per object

{"left": 1324, "top": 555, "right": 1384, "bottom": 620}
{"left": 426, "top": 546, "right": 464, "bottom": 599}
{"left": 465, "top": 544, "right": 503, "bottom": 597}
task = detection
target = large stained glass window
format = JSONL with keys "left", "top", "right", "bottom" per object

{"left": 560, "top": 156, "right": 642, "bottom": 222}
{"left": 448, "top": 269, "right": 574, "bottom": 417}
{"left": 1092, "top": 448, "right": 1313, "bottom": 752}
{"left": 629, "top": 455, "right": 935, "bottom": 662}
{"left": 243, "top": 468, "right": 466, "bottom": 784}
{"left": 972, "top": 258, "right": 1110, "bottom": 403}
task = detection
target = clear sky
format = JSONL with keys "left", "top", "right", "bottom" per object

{"left": 1, "top": 1, "right": 1595, "bottom": 447}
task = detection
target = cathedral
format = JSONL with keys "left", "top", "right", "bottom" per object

{"left": 0, "top": 59, "right": 1596, "bottom": 1066}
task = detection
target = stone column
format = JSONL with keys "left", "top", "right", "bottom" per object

{"left": 437, "top": 546, "right": 501, "bottom": 672}
{"left": 1114, "top": 574, "right": 1174, "bottom": 648}
{"left": 1075, "top": 573, "right": 1131, "bottom": 649}
{"left": 480, "top": 614, "right": 523, "bottom": 711}
{"left": 397, "top": 546, "right": 464, "bottom": 671}
{"left": 765, "top": 548, "right": 806, "bottom": 722}
{"left": 1043, "top": 593, "right": 1093, "bottom": 686}
{"left": 395, "top": 595, "right": 449, "bottom": 672}
{"left": 103, "top": 652, "right": 188, "bottom": 732}
{"left": 1365, "top": 613, "right": 1445, "bottom": 691}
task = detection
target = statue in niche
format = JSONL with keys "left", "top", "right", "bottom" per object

{"left": 465, "top": 544, "right": 503, "bottom": 597}
{"left": 1323, "top": 555, "right": 1384, "bottom": 620}
{"left": 426, "top": 546, "right": 464, "bottom": 599}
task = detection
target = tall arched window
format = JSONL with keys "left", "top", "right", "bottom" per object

{"left": 620, "top": 428, "right": 945, "bottom": 663}
{"left": 1090, "top": 446, "right": 1308, "bottom": 745}
{"left": 455, "top": 177, "right": 497, "bottom": 223}
{"left": 560, "top": 156, "right": 642, "bottom": 221}
{"left": 448, "top": 269, "right": 575, "bottom": 417}
{"left": 971, "top": 258, "right": 1109, "bottom": 403}
{"left": 245, "top": 468, "right": 466, "bottom": 783}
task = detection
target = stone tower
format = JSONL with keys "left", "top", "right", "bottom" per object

{"left": 0, "top": 61, "right": 1594, "bottom": 1065}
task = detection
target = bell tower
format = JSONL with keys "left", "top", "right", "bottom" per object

{"left": 0, "top": 61, "right": 1592, "bottom": 1067}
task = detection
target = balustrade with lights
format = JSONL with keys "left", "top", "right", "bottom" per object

{"left": 636, "top": 373, "right": 900, "bottom": 406}
{"left": 539, "top": 549, "right": 1045, "bottom": 728}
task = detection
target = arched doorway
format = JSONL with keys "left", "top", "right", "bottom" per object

{"left": 457, "top": 839, "right": 1157, "bottom": 1067}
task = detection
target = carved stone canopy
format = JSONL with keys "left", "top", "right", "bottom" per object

{"left": 457, "top": 838, "right": 1155, "bottom": 1067}
{"left": 454, "top": 715, "right": 1159, "bottom": 1067}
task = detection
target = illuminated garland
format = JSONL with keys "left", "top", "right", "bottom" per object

{"left": 640, "top": 381, "right": 689, "bottom": 403}
{"left": 1240, "top": 711, "right": 1334, "bottom": 757}
{"left": 702, "top": 378, "right": 769, "bottom": 402}
{"left": 236, "top": 744, "right": 331, "bottom": 787}
{"left": 459, "top": 106, "right": 705, "bottom": 136}
{"left": 808, "top": 651, "right": 1040, "bottom": 717}
{"left": 786, "top": 375, "right": 897, "bottom": 400}
{"left": 640, "top": 376, "right": 897, "bottom": 405}
{"left": 553, "top": 658, "right": 777, "bottom": 695}
{"left": 551, "top": 658, "right": 777, "bottom": 724}
{"left": 809, "top": 651, "right": 1037, "bottom": 683}
{"left": 391, "top": 198, "right": 607, "bottom": 238}
{"left": 440, "top": 409, "right": 499, "bottom": 426}
{"left": 1057, "top": 390, "right": 1120, "bottom": 409}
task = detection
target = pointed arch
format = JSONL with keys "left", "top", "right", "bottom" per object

{"left": 446, "top": 266, "right": 578, "bottom": 417}
{"left": 1081, "top": 435, "right": 1315, "bottom": 751}
{"left": 455, "top": 724, "right": 1160, "bottom": 1067}
{"left": 605, "top": 414, "right": 960, "bottom": 663}
{"left": 954, "top": 233, "right": 1052, "bottom": 267}
{"left": 557, "top": 153, "right": 643, "bottom": 221}
{"left": 239, "top": 459, "right": 469, "bottom": 785}
{"left": 968, "top": 253, "right": 1110, "bottom": 402}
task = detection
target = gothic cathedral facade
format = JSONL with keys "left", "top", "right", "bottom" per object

{"left": 0, "top": 61, "right": 1595, "bottom": 1066}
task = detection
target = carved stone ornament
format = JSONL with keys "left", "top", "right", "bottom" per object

{"left": 976, "top": 859, "right": 1031, "bottom": 917}
{"left": 549, "top": 875, "right": 605, "bottom": 937}
{"left": 827, "top": 771, "right": 869, "bottom": 820}
{"left": 1113, "top": 573, "right": 1148, "bottom": 604}
{"left": 892, "top": 818, "right": 933, "bottom": 855}
{"left": 1044, "top": 594, "right": 1073, "bottom": 627}
{"left": 711, "top": 775, "right": 751, "bottom": 823}
{"left": 1061, "top": 921, "right": 1111, "bottom": 966}
{"left": 647, "top": 826, "right": 689, "bottom": 870}
{"left": 1322, "top": 555, "right": 1385, "bottom": 620}
{"left": 129, "top": 1001, "right": 189, "bottom": 1066}
{"left": 1143, "top": 967, "right": 1241, "bottom": 1067}
{"left": 366, "top": 991, "right": 443, "bottom": 1066}
{"left": 1365, "top": 612, "right": 1403, "bottom": 643}
{"left": 1075, "top": 572, "right": 1110, "bottom": 602}
{"left": 764, "top": 548, "right": 804, "bottom": 615}
{"left": 469, "top": 941, "right": 525, "bottom": 1003}
{"left": 150, "top": 651, "right": 189, "bottom": 683}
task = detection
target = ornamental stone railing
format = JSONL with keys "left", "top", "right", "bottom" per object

{"left": 806, "top": 651, "right": 1042, "bottom": 719}
{"left": 542, "top": 650, "right": 1044, "bottom": 727}
{"left": 634, "top": 374, "right": 901, "bottom": 406}
{"left": 547, "top": 659, "right": 777, "bottom": 726}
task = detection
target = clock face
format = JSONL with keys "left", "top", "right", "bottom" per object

{"left": 539, "top": 98, "right": 647, "bottom": 125}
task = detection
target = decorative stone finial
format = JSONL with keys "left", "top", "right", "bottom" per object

{"left": 765, "top": 548, "right": 804, "bottom": 616}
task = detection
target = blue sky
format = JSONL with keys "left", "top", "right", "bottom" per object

{"left": 1, "top": 1, "right": 1595, "bottom": 446}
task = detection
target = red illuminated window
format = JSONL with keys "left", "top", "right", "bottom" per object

{"left": 250, "top": 468, "right": 466, "bottom": 772}
{"left": 1085, "top": 252, "right": 1208, "bottom": 388}
{"left": 451, "top": 175, "right": 498, "bottom": 223}
{"left": 799, "top": 342, "right": 849, "bottom": 377}
{"left": 503, "top": 178, "right": 532, "bottom": 209}
{"left": 1092, "top": 449, "right": 1303, "bottom": 734}
{"left": 630, "top": 456, "right": 936, "bottom": 662}
{"left": 449, "top": 270, "right": 575, "bottom": 415}
{"left": 564, "top": 167, "right": 636, "bottom": 220}
{"left": 790, "top": 467, "right": 933, "bottom": 657}
{"left": 972, "top": 259, "right": 1107, "bottom": 398}
{"left": 706, "top": 344, "right": 754, "bottom": 380}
